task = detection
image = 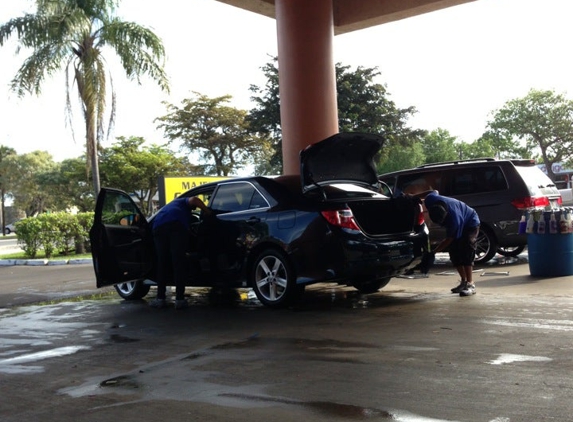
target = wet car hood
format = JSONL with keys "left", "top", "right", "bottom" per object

{"left": 300, "top": 132, "right": 383, "bottom": 193}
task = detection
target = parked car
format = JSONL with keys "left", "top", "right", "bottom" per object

{"left": 89, "top": 133, "right": 428, "bottom": 308}
{"left": 4, "top": 221, "right": 18, "bottom": 235}
{"left": 379, "top": 158, "right": 562, "bottom": 264}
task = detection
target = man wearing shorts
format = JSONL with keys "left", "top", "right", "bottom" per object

{"left": 422, "top": 190, "right": 481, "bottom": 297}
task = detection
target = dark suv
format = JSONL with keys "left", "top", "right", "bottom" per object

{"left": 379, "top": 158, "right": 562, "bottom": 263}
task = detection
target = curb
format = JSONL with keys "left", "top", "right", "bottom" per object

{"left": 0, "top": 258, "right": 92, "bottom": 267}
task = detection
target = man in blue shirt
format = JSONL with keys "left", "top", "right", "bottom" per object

{"left": 423, "top": 190, "right": 481, "bottom": 296}
{"left": 150, "top": 196, "right": 210, "bottom": 309}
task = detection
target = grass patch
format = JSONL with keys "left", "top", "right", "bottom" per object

{"left": 0, "top": 251, "right": 92, "bottom": 260}
{"left": 34, "top": 291, "right": 116, "bottom": 306}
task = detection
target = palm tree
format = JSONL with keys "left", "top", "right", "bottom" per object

{"left": 0, "top": 0, "right": 170, "bottom": 195}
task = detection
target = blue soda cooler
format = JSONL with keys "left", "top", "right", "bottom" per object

{"left": 527, "top": 210, "right": 573, "bottom": 276}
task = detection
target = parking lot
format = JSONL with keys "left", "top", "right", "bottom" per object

{"left": 2, "top": 253, "right": 573, "bottom": 421}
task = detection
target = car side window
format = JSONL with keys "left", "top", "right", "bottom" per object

{"left": 211, "top": 182, "right": 268, "bottom": 213}
{"left": 249, "top": 190, "right": 269, "bottom": 209}
{"left": 101, "top": 190, "right": 143, "bottom": 226}
{"left": 450, "top": 167, "right": 507, "bottom": 195}
{"left": 398, "top": 172, "right": 441, "bottom": 195}
{"left": 483, "top": 167, "right": 508, "bottom": 191}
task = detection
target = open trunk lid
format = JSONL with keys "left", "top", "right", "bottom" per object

{"left": 300, "top": 132, "right": 383, "bottom": 194}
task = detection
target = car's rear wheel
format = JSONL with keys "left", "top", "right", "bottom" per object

{"left": 114, "top": 281, "right": 151, "bottom": 300}
{"left": 353, "top": 277, "right": 391, "bottom": 294}
{"left": 250, "top": 248, "right": 299, "bottom": 308}
{"left": 474, "top": 227, "right": 497, "bottom": 264}
{"left": 496, "top": 245, "right": 526, "bottom": 257}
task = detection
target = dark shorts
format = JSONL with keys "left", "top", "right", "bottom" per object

{"left": 449, "top": 225, "right": 480, "bottom": 266}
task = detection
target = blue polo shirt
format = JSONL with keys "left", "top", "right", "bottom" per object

{"left": 424, "top": 191, "right": 480, "bottom": 239}
{"left": 152, "top": 197, "right": 192, "bottom": 231}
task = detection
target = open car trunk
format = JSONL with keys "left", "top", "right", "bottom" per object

{"left": 347, "top": 195, "right": 420, "bottom": 236}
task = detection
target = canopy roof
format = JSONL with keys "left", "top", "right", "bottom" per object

{"left": 215, "top": 0, "right": 476, "bottom": 35}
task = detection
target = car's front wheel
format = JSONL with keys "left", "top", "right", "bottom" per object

{"left": 114, "top": 281, "right": 151, "bottom": 300}
{"left": 250, "top": 248, "right": 299, "bottom": 308}
{"left": 496, "top": 245, "right": 526, "bottom": 257}
{"left": 4, "top": 228, "right": 11, "bottom": 235}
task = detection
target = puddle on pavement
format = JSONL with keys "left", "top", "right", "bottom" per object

{"left": 100, "top": 374, "right": 140, "bottom": 389}
{"left": 219, "top": 394, "right": 458, "bottom": 421}
{"left": 0, "top": 301, "right": 107, "bottom": 374}
{"left": 0, "top": 345, "right": 90, "bottom": 374}
{"left": 482, "top": 316, "right": 573, "bottom": 332}
{"left": 488, "top": 353, "right": 552, "bottom": 365}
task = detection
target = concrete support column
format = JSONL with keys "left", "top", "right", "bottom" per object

{"left": 275, "top": 0, "right": 339, "bottom": 175}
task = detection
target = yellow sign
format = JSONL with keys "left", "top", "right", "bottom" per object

{"left": 158, "top": 176, "right": 229, "bottom": 206}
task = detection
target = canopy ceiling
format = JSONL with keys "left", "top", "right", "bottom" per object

{"left": 215, "top": 0, "right": 476, "bottom": 35}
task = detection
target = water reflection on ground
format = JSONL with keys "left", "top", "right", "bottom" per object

{"left": 0, "top": 250, "right": 530, "bottom": 375}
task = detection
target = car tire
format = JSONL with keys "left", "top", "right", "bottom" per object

{"left": 250, "top": 248, "right": 298, "bottom": 308}
{"left": 496, "top": 245, "right": 526, "bottom": 257}
{"left": 4, "top": 228, "right": 11, "bottom": 235}
{"left": 353, "top": 277, "right": 391, "bottom": 294}
{"left": 114, "top": 281, "right": 151, "bottom": 300}
{"left": 474, "top": 227, "right": 497, "bottom": 264}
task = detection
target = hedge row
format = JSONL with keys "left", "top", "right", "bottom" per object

{"left": 14, "top": 212, "right": 94, "bottom": 259}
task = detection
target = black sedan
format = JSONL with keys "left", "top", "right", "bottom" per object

{"left": 89, "top": 133, "right": 428, "bottom": 308}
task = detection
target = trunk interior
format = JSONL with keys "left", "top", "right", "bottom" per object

{"left": 348, "top": 196, "right": 419, "bottom": 235}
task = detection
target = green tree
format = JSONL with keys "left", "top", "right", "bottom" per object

{"left": 39, "top": 157, "right": 95, "bottom": 212}
{"left": 421, "top": 128, "right": 459, "bottom": 164}
{"left": 0, "top": 0, "right": 170, "bottom": 196}
{"left": 2, "top": 151, "right": 58, "bottom": 216}
{"left": 99, "top": 136, "right": 191, "bottom": 215}
{"left": 487, "top": 89, "right": 573, "bottom": 181}
{"left": 156, "top": 93, "right": 260, "bottom": 177}
{"left": 248, "top": 58, "right": 423, "bottom": 173}
{"left": 463, "top": 131, "right": 527, "bottom": 160}
{"left": 455, "top": 138, "right": 496, "bottom": 160}
{"left": 377, "top": 142, "right": 425, "bottom": 174}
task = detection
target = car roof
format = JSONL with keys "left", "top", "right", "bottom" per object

{"left": 379, "top": 158, "right": 536, "bottom": 177}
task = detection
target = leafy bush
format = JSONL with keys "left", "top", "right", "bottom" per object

{"left": 75, "top": 212, "right": 94, "bottom": 253}
{"left": 15, "top": 218, "right": 43, "bottom": 258}
{"left": 14, "top": 212, "right": 95, "bottom": 258}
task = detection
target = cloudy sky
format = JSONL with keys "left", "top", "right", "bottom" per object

{"left": 1, "top": 0, "right": 572, "bottom": 164}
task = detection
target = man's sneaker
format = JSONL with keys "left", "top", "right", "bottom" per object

{"left": 149, "top": 298, "right": 167, "bottom": 308}
{"left": 459, "top": 283, "right": 476, "bottom": 297}
{"left": 451, "top": 281, "right": 467, "bottom": 294}
{"left": 174, "top": 299, "right": 189, "bottom": 310}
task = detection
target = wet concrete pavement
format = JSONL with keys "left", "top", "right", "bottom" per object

{"left": 2, "top": 254, "right": 573, "bottom": 421}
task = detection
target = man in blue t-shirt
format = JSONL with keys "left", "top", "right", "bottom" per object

{"left": 420, "top": 190, "right": 481, "bottom": 296}
{"left": 150, "top": 196, "right": 210, "bottom": 309}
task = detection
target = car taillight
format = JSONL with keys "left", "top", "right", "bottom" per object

{"left": 511, "top": 196, "right": 551, "bottom": 210}
{"left": 416, "top": 203, "right": 425, "bottom": 225}
{"left": 321, "top": 209, "right": 361, "bottom": 231}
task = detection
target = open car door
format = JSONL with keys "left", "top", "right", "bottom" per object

{"left": 89, "top": 188, "right": 154, "bottom": 288}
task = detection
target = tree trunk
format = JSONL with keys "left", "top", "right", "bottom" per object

{"left": 86, "top": 107, "right": 101, "bottom": 196}
{"left": 90, "top": 139, "right": 100, "bottom": 195}
{"left": 1, "top": 188, "right": 5, "bottom": 236}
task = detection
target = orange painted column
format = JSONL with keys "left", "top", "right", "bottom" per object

{"left": 275, "top": 0, "right": 339, "bottom": 175}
